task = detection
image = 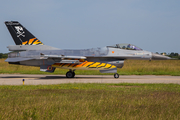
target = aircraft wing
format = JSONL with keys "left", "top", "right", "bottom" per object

{"left": 41, "top": 54, "right": 87, "bottom": 64}
{"left": 43, "top": 54, "right": 86, "bottom": 59}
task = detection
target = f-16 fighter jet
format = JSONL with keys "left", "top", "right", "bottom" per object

{"left": 4, "top": 21, "right": 171, "bottom": 78}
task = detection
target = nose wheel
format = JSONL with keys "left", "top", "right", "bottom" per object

{"left": 66, "top": 70, "right": 75, "bottom": 78}
{"left": 114, "top": 73, "right": 119, "bottom": 78}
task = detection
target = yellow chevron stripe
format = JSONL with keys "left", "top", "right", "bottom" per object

{"left": 105, "top": 64, "right": 111, "bottom": 68}
{"left": 97, "top": 63, "right": 106, "bottom": 68}
{"left": 33, "top": 39, "right": 43, "bottom": 45}
{"left": 28, "top": 38, "right": 36, "bottom": 44}
{"left": 88, "top": 62, "right": 100, "bottom": 68}
{"left": 82, "top": 62, "right": 94, "bottom": 67}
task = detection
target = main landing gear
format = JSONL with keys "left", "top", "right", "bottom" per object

{"left": 114, "top": 73, "right": 119, "bottom": 78}
{"left": 66, "top": 70, "right": 75, "bottom": 78}
{"left": 66, "top": 70, "right": 119, "bottom": 79}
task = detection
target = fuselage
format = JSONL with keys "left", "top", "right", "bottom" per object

{"left": 7, "top": 46, "right": 153, "bottom": 69}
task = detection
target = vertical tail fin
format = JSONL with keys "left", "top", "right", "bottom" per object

{"left": 5, "top": 21, "right": 43, "bottom": 45}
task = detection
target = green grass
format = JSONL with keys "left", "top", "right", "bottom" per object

{"left": 0, "top": 83, "right": 180, "bottom": 119}
{"left": 0, "top": 59, "right": 180, "bottom": 75}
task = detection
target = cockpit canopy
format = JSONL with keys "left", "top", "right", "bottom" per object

{"left": 107, "top": 44, "right": 142, "bottom": 51}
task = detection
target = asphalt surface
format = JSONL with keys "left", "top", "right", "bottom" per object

{"left": 0, "top": 74, "right": 180, "bottom": 85}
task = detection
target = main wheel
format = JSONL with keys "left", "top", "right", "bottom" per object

{"left": 72, "top": 72, "right": 75, "bottom": 78}
{"left": 114, "top": 73, "right": 119, "bottom": 78}
{"left": 66, "top": 71, "right": 75, "bottom": 78}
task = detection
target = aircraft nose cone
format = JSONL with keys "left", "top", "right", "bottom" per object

{"left": 152, "top": 53, "right": 171, "bottom": 60}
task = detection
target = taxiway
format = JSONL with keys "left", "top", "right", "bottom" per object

{"left": 0, "top": 74, "right": 179, "bottom": 85}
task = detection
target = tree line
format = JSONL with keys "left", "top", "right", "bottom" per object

{"left": 0, "top": 53, "right": 8, "bottom": 58}
{"left": 156, "top": 52, "right": 180, "bottom": 59}
{"left": 168, "top": 52, "right": 180, "bottom": 59}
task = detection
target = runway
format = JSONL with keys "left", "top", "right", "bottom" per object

{"left": 0, "top": 74, "right": 180, "bottom": 85}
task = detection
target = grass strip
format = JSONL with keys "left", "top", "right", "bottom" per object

{"left": 0, "top": 59, "right": 180, "bottom": 76}
{"left": 0, "top": 83, "right": 180, "bottom": 119}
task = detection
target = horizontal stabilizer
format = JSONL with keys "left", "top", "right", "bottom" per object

{"left": 5, "top": 57, "right": 34, "bottom": 62}
{"left": 7, "top": 45, "right": 60, "bottom": 51}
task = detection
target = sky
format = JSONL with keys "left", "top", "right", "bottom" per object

{"left": 0, "top": 0, "right": 180, "bottom": 54}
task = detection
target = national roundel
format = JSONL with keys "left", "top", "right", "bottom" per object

{"left": 47, "top": 65, "right": 53, "bottom": 71}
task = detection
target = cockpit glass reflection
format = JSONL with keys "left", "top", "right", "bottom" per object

{"left": 107, "top": 44, "right": 142, "bottom": 51}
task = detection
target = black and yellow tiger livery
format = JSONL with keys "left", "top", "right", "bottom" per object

{"left": 52, "top": 61, "right": 116, "bottom": 70}
{"left": 22, "top": 38, "right": 43, "bottom": 45}
{"left": 5, "top": 21, "right": 43, "bottom": 45}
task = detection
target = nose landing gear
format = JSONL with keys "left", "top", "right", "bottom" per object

{"left": 66, "top": 70, "right": 75, "bottom": 78}
{"left": 114, "top": 73, "right": 119, "bottom": 78}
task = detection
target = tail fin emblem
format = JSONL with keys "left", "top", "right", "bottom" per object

{"left": 15, "top": 26, "right": 25, "bottom": 37}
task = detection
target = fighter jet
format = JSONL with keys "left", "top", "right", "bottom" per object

{"left": 4, "top": 21, "right": 171, "bottom": 78}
